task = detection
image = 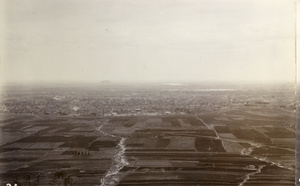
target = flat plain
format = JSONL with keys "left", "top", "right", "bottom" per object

{"left": 0, "top": 83, "right": 296, "bottom": 185}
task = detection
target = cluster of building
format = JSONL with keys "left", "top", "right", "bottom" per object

{"left": 0, "top": 84, "right": 295, "bottom": 116}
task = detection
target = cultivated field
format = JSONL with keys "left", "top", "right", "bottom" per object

{"left": 0, "top": 107, "right": 295, "bottom": 185}
{"left": 0, "top": 83, "right": 296, "bottom": 185}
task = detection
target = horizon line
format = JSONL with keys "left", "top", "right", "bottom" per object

{"left": 0, "top": 80, "right": 296, "bottom": 86}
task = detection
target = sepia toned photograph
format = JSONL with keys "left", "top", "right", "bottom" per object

{"left": 0, "top": 0, "right": 297, "bottom": 185}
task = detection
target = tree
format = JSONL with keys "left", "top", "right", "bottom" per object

{"left": 49, "top": 171, "right": 73, "bottom": 186}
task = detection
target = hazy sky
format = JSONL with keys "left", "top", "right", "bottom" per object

{"left": 0, "top": 0, "right": 296, "bottom": 83}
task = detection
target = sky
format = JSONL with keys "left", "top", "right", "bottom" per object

{"left": 298, "top": 0, "right": 300, "bottom": 83}
{"left": 0, "top": 0, "right": 297, "bottom": 83}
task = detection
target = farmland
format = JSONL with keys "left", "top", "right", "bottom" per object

{"left": 0, "top": 83, "right": 296, "bottom": 185}
{"left": 0, "top": 111, "right": 295, "bottom": 185}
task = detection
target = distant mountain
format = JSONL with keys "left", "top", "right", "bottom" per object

{"left": 100, "top": 80, "right": 112, "bottom": 84}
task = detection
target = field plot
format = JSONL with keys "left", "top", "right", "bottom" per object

{"left": 0, "top": 107, "right": 295, "bottom": 186}
{"left": 0, "top": 116, "right": 116, "bottom": 185}
{"left": 105, "top": 112, "right": 294, "bottom": 186}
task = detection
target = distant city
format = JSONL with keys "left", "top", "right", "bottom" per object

{"left": 0, "top": 82, "right": 296, "bottom": 117}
